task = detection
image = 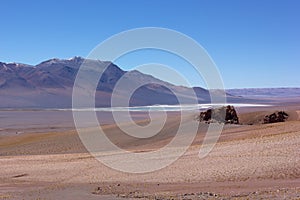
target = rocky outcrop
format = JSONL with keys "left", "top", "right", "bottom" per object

{"left": 225, "top": 105, "right": 240, "bottom": 124}
{"left": 263, "top": 111, "right": 288, "bottom": 124}
{"left": 198, "top": 105, "right": 239, "bottom": 124}
{"left": 199, "top": 109, "right": 212, "bottom": 122}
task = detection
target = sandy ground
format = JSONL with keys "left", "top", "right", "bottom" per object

{"left": 0, "top": 107, "right": 300, "bottom": 199}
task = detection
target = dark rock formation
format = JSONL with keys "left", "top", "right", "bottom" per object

{"left": 263, "top": 111, "right": 288, "bottom": 124}
{"left": 199, "top": 109, "right": 212, "bottom": 122}
{"left": 198, "top": 105, "right": 239, "bottom": 124}
{"left": 225, "top": 105, "right": 240, "bottom": 124}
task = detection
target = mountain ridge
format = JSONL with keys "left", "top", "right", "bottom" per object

{"left": 0, "top": 57, "right": 252, "bottom": 108}
{"left": 0, "top": 57, "right": 206, "bottom": 108}
{"left": 227, "top": 88, "right": 300, "bottom": 98}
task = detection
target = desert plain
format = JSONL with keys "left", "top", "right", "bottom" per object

{"left": 0, "top": 103, "right": 300, "bottom": 200}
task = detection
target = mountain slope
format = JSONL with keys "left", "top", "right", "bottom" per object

{"left": 0, "top": 57, "right": 242, "bottom": 108}
{"left": 227, "top": 88, "right": 300, "bottom": 98}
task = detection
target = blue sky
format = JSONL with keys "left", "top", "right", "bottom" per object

{"left": 0, "top": 0, "right": 299, "bottom": 88}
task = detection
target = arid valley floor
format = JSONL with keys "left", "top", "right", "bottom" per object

{"left": 0, "top": 104, "right": 300, "bottom": 199}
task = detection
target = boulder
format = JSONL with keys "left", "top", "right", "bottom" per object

{"left": 263, "top": 111, "right": 288, "bottom": 124}
{"left": 198, "top": 105, "right": 239, "bottom": 124}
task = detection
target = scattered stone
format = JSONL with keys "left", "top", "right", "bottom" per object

{"left": 117, "top": 191, "right": 226, "bottom": 199}
{"left": 92, "top": 187, "right": 102, "bottom": 195}
{"left": 197, "top": 105, "right": 239, "bottom": 124}
{"left": 12, "top": 173, "right": 28, "bottom": 178}
{"left": 263, "top": 111, "right": 288, "bottom": 124}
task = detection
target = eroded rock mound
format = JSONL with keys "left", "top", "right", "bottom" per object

{"left": 198, "top": 105, "right": 239, "bottom": 124}
{"left": 263, "top": 111, "right": 288, "bottom": 124}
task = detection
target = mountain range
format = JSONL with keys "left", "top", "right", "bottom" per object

{"left": 0, "top": 57, "right": 206, "bottom": 108}
{"left": 227, "top": 88, "right": 300, "bottom": 98}
{"left": 0, "top": 56, "right": 289, "bottom": 108}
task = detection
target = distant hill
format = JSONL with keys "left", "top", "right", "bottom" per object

{"left": 227, "top": 88, "right": 300, "bottom": 98}
{"left": 5, "top": 57, "right": 300, "bottom": 108}
{"left": 0, "top": 57, "right": 250, "bottom": 108}
{"left": 5, "top": 57, "right": 284, "bottom": 108}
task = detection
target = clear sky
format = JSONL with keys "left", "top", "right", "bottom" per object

{"left": 1, "top": 0, "right": 299, "bottom": 89}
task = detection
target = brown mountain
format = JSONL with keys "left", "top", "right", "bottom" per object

{"left": 0, "top": 57, "right": 245, "bottom": 108}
